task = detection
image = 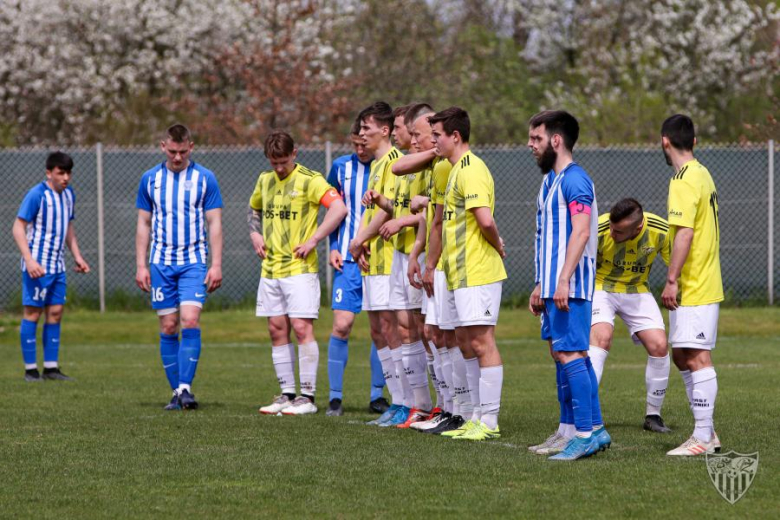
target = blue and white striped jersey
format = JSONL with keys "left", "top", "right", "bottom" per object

{"left": 535, "top": 162, "right": 598, "bottom": 301}
{"left": 17, "top": 182, "right": 75, "bottom": 274}
{"left": 136, "top": 161, "right": 223, "bottom": 266}
{"left": 327, "top": 153, "right": 372, "bottom": 262}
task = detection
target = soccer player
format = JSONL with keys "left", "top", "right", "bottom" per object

{"left": 392, "top": 104, "right": 414, "bottom": 152}
{"left": 12, "top": 151, "right": 90, "bottom": 382}
{"left": 325, "top": 120, "right": 389, "bottom": 417}
{"left": 429, "top": 106, "right": 507, "bottom": 441}
{"left": 348, "top": 101, "right": 409, "bottom": 427}
{"left": 660, "top": 115, "right": 723, "bottom": 456}
{"left": 526, "top": 110, "right": 609, "bottom": 459}
{"left": 250, "top": 131, "right": 347, "bottom": 416}
{"left": 589, "top": 198, "right": 673, "bottom": 434}
{"left": 136, "top": 124, "right": 223, "bottom": 411}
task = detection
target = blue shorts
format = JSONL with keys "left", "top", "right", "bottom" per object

{"left": 150, "top": 263, "right": 207, "bottom": 312}
{"left": 541, "top": 298, "right": 592, "bottom": 352}
{"left": 331, "top": 261, "right": 363, "bottom": 314}
{"left": 22, "top": 271, "right": 67, "bottom": 307}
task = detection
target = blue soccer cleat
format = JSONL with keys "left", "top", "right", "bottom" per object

{"left": 164, "top": 392, "right": 181, "bottom": 411}
{"left": 593, "top": 426, "right": 611, "bottom": 451}
{"left": 549, "top": 435, "right": 600, "bottom": 461}
{"left": 367, "top": 403, "right": 401, "bottom": 426}
{"left": 179, "top": 389, "right": 198, "bottom": 410}
{"left": 379, "top": 405, "right": 410, "bottom": 427}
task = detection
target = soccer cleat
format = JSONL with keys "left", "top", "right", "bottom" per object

{"left": 42, "top": 368, "right": 74, "bottom": 381}
{"left": 282, "top": 395, "right": 318, "bottom": 415}
{"left": 441, "top": 419, "right": 477, "bottom": 438}
{"left": 414, "top": 411, "right": 450, "bottom": 432}
{"left": 593, "top": 426, "right": 612, "bottom": 451}
{"left": 179, "top": 389, "right": 198, "bottom": 410}
{"left": 549, "top": 435, "right": 600, "bottom": 461}
{"left": 711, "top": 432, "right": 721, "bottom": 453}
{"left": 397, "top": 408, "right": 430, "bottom": 429}
{"left": 367, "top": 403, "right": 401, "bottom": 425}
{"left": 24, "top": 369, "right": 43, "bottom": 382}
{"left": 410, "top": 408, "right": 443, "bottom": 431}
{"left": 666, "top": 435, "right": 719, "bottom": 456}
{"left": 259, "top": 394, "right": 294, "bottom": 415}
{"left": 528, "top": 432, "right": 563, "bottom": 453}
{"left": 326, "top": 398, "right": 344, "bottom": 417}
{"left": 643, "top": 414, "right": 672, "bottom": 433}
{"left": 451, "top": 421, "right": 501, "bottom": 441}
{"left": 164, "top": 392, "right": 181, "bottom": 411}
{"left": 379, "top": 405, "right": 410, "bottom": 427}
{"left": 369, "top": 397, "right": 390, "bottom": 414}
{"left": 534, "top": 434, "right": 571, "bottom": 455}
{"left": 427, "top": 414, "right": 465, "bottom": 435}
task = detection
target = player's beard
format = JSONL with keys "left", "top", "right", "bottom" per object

{"left": 537, "top": 142, "right": 557, "bottom": 173}
{"left": 662, "top": 147, "right": 672, "bottom": 166}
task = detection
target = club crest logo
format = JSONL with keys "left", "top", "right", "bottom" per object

{"left": 706, "top": 451, "right": 759, "bottom": 504}
{"left": 641, "top": 246, "right": 655, "bottom": 255}
{"left": 184, "top": 180, "right": 193, "bottom": 191}
{"left": 290, "top": 190, "right": 299, "bottom": 198}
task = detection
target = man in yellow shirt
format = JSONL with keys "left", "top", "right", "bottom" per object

{"left": 248, "top": 131, "right": 347, "bottom": 416}
{"left": 588, "top": 198, "right": 673, "bottom": 438}
{"left": 660, "top": 115, "right": 723, "bottom": 456}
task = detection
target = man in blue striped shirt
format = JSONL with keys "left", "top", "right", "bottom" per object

{"left": 527, "top": 111, "right": 609, "bottom": 460}
{"left": 324, "top": 121, "right": 388, "bottom": 416}
{"left": 12, "top": 151, "right": 90, "bottom": 381}
{"left": 135, "top": 124, "right": 224, "bottom": 411}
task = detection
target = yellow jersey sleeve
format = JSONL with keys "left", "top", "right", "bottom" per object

{"left": 249, "top": 173, "right": 265, "bottom": 210}
{"left": 305, "top": 171, "right": 332, "bottom": 204}
{"left": 461, "top": 162, "right": 493, "bottom": 210}
{"left": 667, "top": 175, "right": 699, "bottom": 229}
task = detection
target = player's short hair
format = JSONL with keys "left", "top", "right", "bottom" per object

{"left": 264, "top": 130, "right": 295, "bottom": 158}
{"left": 529, "top": 110, "right": 579, "bottom": 151}
{"left": 393, "top": 104, "right": 413, "bottom": 119}
{"left": 350, "top": 118, "right": 362, "bottom": 136}
{"left": 609, "top": 198, "right": 644, "bottom": 225}
{"left": 358, "top": 101, "right": 394, "bottom": 132}
{"left": 166, "top": 123, "right": 191, "bottom": 143}
{"left": 661, "top": 114, "right": 695, "bottom": 151}
{"left": 45, "top": 151, "right": 74, "bottom": 172}
{"left": 404, "top": 103, "right": 435, "bottom": 127}
{"left": 428, "top": 106, "right": 470, "bottom": 143}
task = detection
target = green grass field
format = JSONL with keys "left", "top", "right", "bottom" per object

{"left": 0, "top": 307, "right": 777, "bottom": 519}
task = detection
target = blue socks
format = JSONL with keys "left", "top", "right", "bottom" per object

{"left": 20, "top": 319, "right": 37, "bottom": 367}
{"left": 585, "top": 357, "right": 603, "bottom": 427}
{"left": 563, "top": 358, "right": 593, "bottom": 434}
{"left": 328, "top": 335, "right": 349, "bottom": 401}
{"left": 556, "top": 361, "right": 574, "bottom": 426}
{"left": 178, "top": 328, "right": 201, "bottom": 387}
{"left": 160, "top": 333, "right": 180, "bottom": 390}
{"left": 369, "top": 342, "right": 385, "bottom": 401}
{"left": 43, "top": 323, "right": 61, "bottom": 367}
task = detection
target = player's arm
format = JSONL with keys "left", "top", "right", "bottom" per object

{"left": 135, "top": 209, "right": 152, "bottom": 292}
{"left": 379, "top": 213, "right": 420, "bottom": 240}
{"left": 422, "top": 204, "right": 444, "bottom": 297}
{"left": 553, "top": 211, "right": 591, "bottom": 312}
{"left": 204, "top": 208, "right": 223, "bottom": 292}
{"left": 294, "top": 190, "right": 347, "bottom": 259}
{"left": 362, "top": 189, "right": 394, "bottom": 215}
{"left": 64, "top": 225, "right": 90, "bottom": 273}
{"left": 407, "top": 211, "right": 427, "bottom": 289}
{"left": 349, "top": 206, "right": 391, "bottom": 259}
{"left": 392, "top": 148, "right": 437, "bottom": 175}
{"left": 471, "top": 206, "right": 505, "bottom": 258}
{"left": 410, "top": 195, "right": 429, "bottom": 214}
{"left": 530, "top": 184, "right": 544, "bottom": 316}
{"left": 12, "top": 217, "right": 45, "bottom": 278}
{"left": 661, "top": 225, "right": 693, "bottom": 310}
{"left": 247, "top": 204, "right": 266, "bottom": 259}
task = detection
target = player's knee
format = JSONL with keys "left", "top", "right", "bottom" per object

{"left": 44, "top": 305, "right": 63, "bottom": 323}
{"left": 646, "top": 340, "right": 668, "bottom": 358}
{"left": 159, "top": 320, "right": 179, "bottom": 336}
{"left": 180, "top": 316, "right": 199, "bottom": 329}
{"left": 291, "top": 320, "right": 313, "bottom": 343}
{"left": 23, "top": 306, "right": 43, "bottom": 323}
{"left": 671, "top": 349, "right": 688, "bottom": 370}
{"left": 332, "top": 317, "right": 353, "bottom": 340}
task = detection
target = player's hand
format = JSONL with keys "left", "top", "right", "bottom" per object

{"left": 379, "top": 219, "right": 401, "bottom": 240}
{"left": 496, "top": 236, "right": 506, "bottom": 259}
{"left": 73, "top": 256, "right": 90, "bottom": 273}
{"left": 410, "top": 195, "right": 428, "bottom": 214}
{"left": 422, "top": 264, "right": 435, "bottom": 297}
{"left": 25, "top": 258, "right": 45, "bottom": 279}
{"left": 528, "top": 284, "right": 544, "bottom": 316}
{"left": 408, "top": 256, "right": 423, "bottom": 289}
{"left": 362, "top": 189, "right": 380, "bottom": 207}
{"left": 205, "top": 265, "right": 222, "bottom": 293}
{"left": 136, "top": 265, "right": 151, "bottom": 292}
{"left": 348, "top": 238, "right": 364, "bottom": 260}
{"left": 661, "top": 279, "right": 679, "bottom": 310}
{"left": 250, "top": 232, "right": 266, "bottom": 259}
{"left": 553, "top": 279, "right": 570, "bottom": 311}
{"left": 357, "top": 248, "right": 370, "bottom": 272}
{"left": 294, "top": 237, "right": 319, "bottom": 259}
{"left": 329, "top": 249, "right": 344, "bottom": 272}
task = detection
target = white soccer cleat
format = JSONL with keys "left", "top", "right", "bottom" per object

{"left": 666, "top": 435, "right": 718, "bottom": 456}
{"left": 282, "top": 396, "right": 318, "bottom": 415}
{"left": 528, "top": 432, "right": 562, "bottom": 453}
{"left": 412, "top": 411, "right": 447, "bottom": 432}
{"left": 535, "top": 434, "right": 571, "bottom": 455}
{"left": 259, "top": 394, "right": 293, "bottom": 415}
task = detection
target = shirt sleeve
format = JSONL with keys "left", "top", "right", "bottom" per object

{"left": 432, "top": 160, "right": 450, "bottom": 206}
{"left": 249, "top": 175, "right": 263, "bottom": 210}
{"left": 462, "top": 164, "right": 493, "bottom": 210}
{"left": 561, "top": 170, "right": 594, "bottom": 209}
{"left": 202, "top": 172, "right": 223, "bottom": 211}
{"left": 326, "top": 162, "right": 341, "bottom": 192}
{"left": 69, "top": 189, "right": 76, "bottom": 220}
{"left": 307, "top": 174, "right": 332, "bottom": 204}
{"left": 135, "top": 173, "right": 153, "bottom": 212}
{"left": 17, "top": 187, "right": 42, "bottom": 222}
{"left": 667, "top": 177, "right": 697, "bottom": 228}
{"left": 533, "top": 176, "right": 547, "bottom": 284}
{"left": 659, "top": 232, "right": 671, "bottom": 266}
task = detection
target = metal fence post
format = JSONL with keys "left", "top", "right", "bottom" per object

{"left": 96, "top": 143, "right": 106, "bottom": 313}
{"left": 769, "top": 139, "right": 775, "bottom": 306}
{"left": 325, "top": 141, "right": 333, "bottom": 302}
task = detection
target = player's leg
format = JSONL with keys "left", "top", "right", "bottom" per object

{"left": 41, "top": 304, "right": 72, "bottom": 380}
{"left": 327, "top": 309, "right": 355, "bottom": 415}
{"left": 174, "top": 264, "right": 209, "bottom": 409}
{"left": 20, "top": 303, "right": 43, "bottom": 381}
{"left": 635, "top": 328, "right": 671, "bottom": 433}
{"left": 588, "top": 290, "right": 616, "bottom": 383}
{"left": 379, "top": 309, "right": 412, "bottom": 426}
{"left": 366, "top": 310, "right": 403, "bottom": 425}
{"left": 257, "top": 277, "right": 297, "bottom": 414}
{"left": 150, "top": 264, "right": 183, "bottom": 408}
{"left": 396, "top": 307, "right": 430, "bottom": 426}
{"left": 422, "top": 321, "right": 445, "bottom": 417}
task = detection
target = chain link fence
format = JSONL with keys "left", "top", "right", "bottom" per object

{"left": 1, "top": 142, "right": 777, "bottom": 311}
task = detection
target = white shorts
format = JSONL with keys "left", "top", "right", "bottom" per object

{"left": 591, "top": 290, "right": 665, "bottom": 344}
{"left": 669, "top": 303, "right": 719, "bottom": 350}
{"left": 256, "top": 273, "right": 320, "bottom": 319}
{"left": 362, "top": 275, "right": 392, "bottom": 311}
{"left": 434, "top": 270, "right": 458, "bottom": 330}
{"left": 454, "top": 281, "right": 502, "bottom": 327}
{"left": 390, "top": 250, "right": 423, "bottom": 310}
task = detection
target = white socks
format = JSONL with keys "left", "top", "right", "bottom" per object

{"left": 588, "top": 345, "right": 609, "bottom": 384}
{"left": 403, "top": 340, "right": 432, "bottom": 412}
{"left": 479, "top": 365, "right": 503, "bottom": 429}
{"left": 450, "top": 347, "right": 471, "bottom": 416}
{"left": 691, "top": 367, "right": 717, "bottom": 442}
{"left": 557, "top": 423, "right": 575, "bottom": 439}
{"left": 680, "top": 369, "right": 694, "bottom": 405}
{"left": 438, "top": 347, "right": 454, "bottom": 413}
{"left": 378, "top": 346, "right": 403, "bottom": 405}
{"left": 392, "top": 347, "right": 413, "bottom": 408}
{"left": 464, "top": 356, "right": 481, "bottom": 422}
{"left": 298, "top": 341, "right": 319, "bottom": 396}
{"left": 428, "top": 346, "right": 443, "bottom": 409}
{"left": 645, "top": 354, "right": 670, "bottom": 416}
{"left": 271, "top": 343, "right": 297, "bottom": 394}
